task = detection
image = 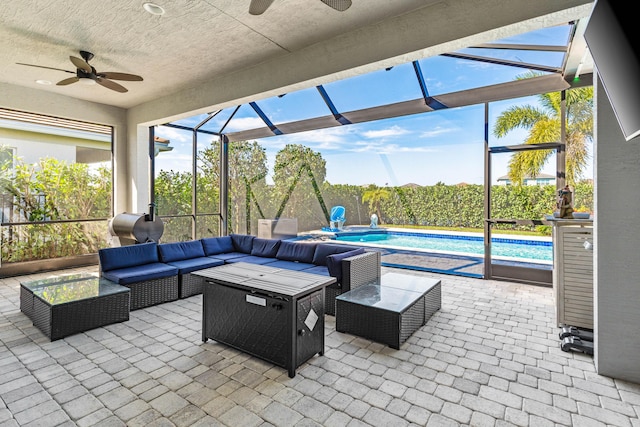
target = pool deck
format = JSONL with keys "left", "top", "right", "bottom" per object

{"left": 302, "top": 226, "right": 552, "bottom": 279}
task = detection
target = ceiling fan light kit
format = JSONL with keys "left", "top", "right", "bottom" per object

{"left": 78, "top": 78, "right": 97, "bottom": 86}
{"left": 16, "top": 50, "right": 143, "bottom": 93}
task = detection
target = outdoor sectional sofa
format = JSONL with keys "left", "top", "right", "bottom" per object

{"left": 98, "top": 233, "right": 381, "bottom": 315}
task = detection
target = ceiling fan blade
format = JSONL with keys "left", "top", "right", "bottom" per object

{"left": 96, "top": 77, "right": 128, "bottom": 93}
{"left": 98, "top": 72, "right": 143, "bottom": 81}
{"left": 249, "top": 0, "right": 275, "bottom": 15}
{"left": 320, "top": 0, "right": 352, "bottom": 11}
{"left": 70, "top": 56, "right": 92, "bottom": 73}
{"left": 16, "top": 63, "right": 75, "bottom": 74}
{"left": 57, "top": 77, "right": 79, "bottom": 86}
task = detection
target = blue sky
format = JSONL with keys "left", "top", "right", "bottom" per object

{"left": 155, "top": 24, "right": 593, "bottom": 186}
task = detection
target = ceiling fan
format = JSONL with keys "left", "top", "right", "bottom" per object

{"left": 249, "top": 0, "right": 352, "bottom": 15}
{"left": 17, "top": 51, "right": 143, "bottom": 93}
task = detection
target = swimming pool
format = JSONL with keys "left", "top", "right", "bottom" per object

{"left": 334, "top": 229, "right": 552, "bottom": 263}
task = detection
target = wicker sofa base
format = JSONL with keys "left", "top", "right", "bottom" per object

{"left": 126, "top": 275, "right": 179, "bottom": 310}
{"left": 325, "top": 286, "right": 340, "bottom": 316}
{"left": 179, "top": 272, "right": 206, "bottom": 299}
{"left": 325, "top": 251, "right": 382, "bottom": 316}
{"left": 32, "top": 289, "right": 130, "bottom": 341}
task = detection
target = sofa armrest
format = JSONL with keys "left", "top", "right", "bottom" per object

{"left": 340, "top": 251, "right": 381, "bottom": 292}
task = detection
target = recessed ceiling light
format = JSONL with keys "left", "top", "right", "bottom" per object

{"left": 35, "top": 79, "right": 52, "bottom": 85}
{"left": 143, "top": 2, "right": 165, "bottom": 15}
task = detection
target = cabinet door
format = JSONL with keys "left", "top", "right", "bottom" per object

{"left": 296, "top": 290, "right": 324, "bottom": 366}
{"left": 556, "top": 226, "right": 593, "bottom": 329}
{"left": 204, "top": 282, "right": 290, "bottom": 367}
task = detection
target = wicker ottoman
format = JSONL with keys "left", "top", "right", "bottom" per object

{"left": 21, "top": 273, "right": 130, "bottom": 341}
{"left": 378, "top": 273, "right": 441, "bottom": 324}
{"left": 335, "top": 275, "right": 441, "bottom": 349}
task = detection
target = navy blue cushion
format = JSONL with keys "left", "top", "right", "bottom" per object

{"left": 326, "top": 248, "right": 365, "bottom": 283}
{"left": 276, "top": 241, "right": 318, "bottom": 264}
{"left": 208, "top": 252, "right": 250, "bottom": 262}
{"left": 226, "top": 255, "right": 277, "bottom": 265}
{"left": 251, "top": 238, "right": 281, "bottom": 258}
{"left": 312, "top": 244, "right": 356, "bottom": 266}
{"left": 166, "top": 257, "right": 224, "bottom": 274}
{"left": 101, "top": 262, "right": 177, "bottom": 285}
{"left": 99, "top": 242, "right": 159, "bottom": 272}
{"left": 201, "top": 236, "right": 234, "bottom": 256}
{"left": 158, "top": 240, "right": 205, "bottom": 263}
{"left": 230, "top": 234, "right": 255, "bottom": 254}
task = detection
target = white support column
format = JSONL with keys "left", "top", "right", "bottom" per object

{"left": 594, "top": 74, "right": 640, "bottom": 382}
{"left": 129, "top": 124, "right": 151, "bottom": 215}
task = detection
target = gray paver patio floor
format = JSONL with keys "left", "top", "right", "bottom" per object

{"left": 1, "top": 265, "right": 639, "bottom": 426}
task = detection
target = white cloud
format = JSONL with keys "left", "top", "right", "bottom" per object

{"left": 257, "top": 126, "right": 356, "bottom": 151}
{"left": 156, "top": 126, "right": 191, "bottom": 144}
{"left": 362, "top": 126, "right": 409, "bottom": 139}
{"left": 390, "top": 144, "right": 439, "bottom": 153}
{"left": 226, "top": 117, "right": 267, "bottom": 132}
{"left": 419, "top": 126, "right": 455, "bottom": 138}
{"left": 347, "top": 142, "right": 438, "bottom": 155}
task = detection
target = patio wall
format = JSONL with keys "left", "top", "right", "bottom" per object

{"left": 594, "top": 75, "right": 640, "bottom": 383}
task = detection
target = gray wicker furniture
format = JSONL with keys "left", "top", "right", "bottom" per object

{"left": 195, "top": 263, "right": 336, "bottom": 378}
{"left": 98, "top": 241, "right": 179, "bottom": 310}
{"left": 158, "top": 240, "right": 225, "bottom": 299}
{"left": 324, "top": 250, "right": 381, "bottom": 316}
{"left": 335, "top": 274, "right": 441, "bottom": 349}
{"left": 97, "top": 235, "right": 381, "bottom": 312}
{"left": 178, "top": 272, "right": 209, "bottom": 299}
{"left": 98, "top": 234, "right": 381, "bottom": 310}
{"left": 20, "top": 273, "right": 130, "bottom": 341}
{"left": 124, "top": 275, "right": 179, "bottom": 310}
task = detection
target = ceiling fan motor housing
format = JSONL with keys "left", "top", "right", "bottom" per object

{"left": 77, "top": 68, "right": 97, "bottom": 80}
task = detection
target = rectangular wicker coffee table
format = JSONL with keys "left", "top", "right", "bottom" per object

{"left": 20, "top": 273, "right": 130, "bottom": 341}
{"left": 335, "top": 273, "right": 441, "bottom": 349}
{"left": 195, "top": 263, "right": 336, "bottom": 378}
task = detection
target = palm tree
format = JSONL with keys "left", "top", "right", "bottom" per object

{"left": 362, "top": 186, "right": 391, "bottom": 224}
{"left": 493, "top": 72, "right": 593, "bottom": 187}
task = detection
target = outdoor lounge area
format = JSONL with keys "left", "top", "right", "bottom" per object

{"left": 2, "top": 0, "right": 640, "bottom": 425}
{"left": 2, "top": 265, "right": 640, "bottom": 426}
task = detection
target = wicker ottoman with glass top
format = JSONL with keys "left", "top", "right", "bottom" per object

{"left": 20, "top": 273, "right": 130, "bottom": 341}
{"left": 336, "top": 274, "right": 440, "bottom": 349}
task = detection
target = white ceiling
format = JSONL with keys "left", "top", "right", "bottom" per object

{"left": 0, "top": 0, "right": 595, "bottom": 112}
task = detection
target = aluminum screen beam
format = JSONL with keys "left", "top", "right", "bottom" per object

{"left": 441, "top": 52, "right": 561, "bottom": 73}
{"left": 489, "top": 142, "right": 564, "bottom": 153}
{"left": 470, "top": 43, "right": 567, "bottom": 52}
{"left": 225, "top": 74, "right": 570, "bottom": 143}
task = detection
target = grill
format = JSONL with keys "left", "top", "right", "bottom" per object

{"left": 108, "top": 211, "right": 164, "bottom": 246}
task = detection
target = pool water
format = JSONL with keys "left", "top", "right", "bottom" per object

{"left": 335, "top": 231, "right": 552, "bottom": 262}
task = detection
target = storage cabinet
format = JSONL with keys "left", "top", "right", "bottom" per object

{"left": 258, "top": 218, "right": 298, "bottom": 239}
{"left": 552, "top": 220, "right": 594, "bottom": 329}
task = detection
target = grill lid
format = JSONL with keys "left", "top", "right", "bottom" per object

{"left": 108, "top": 213, "right": 164, "bottom": 243}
